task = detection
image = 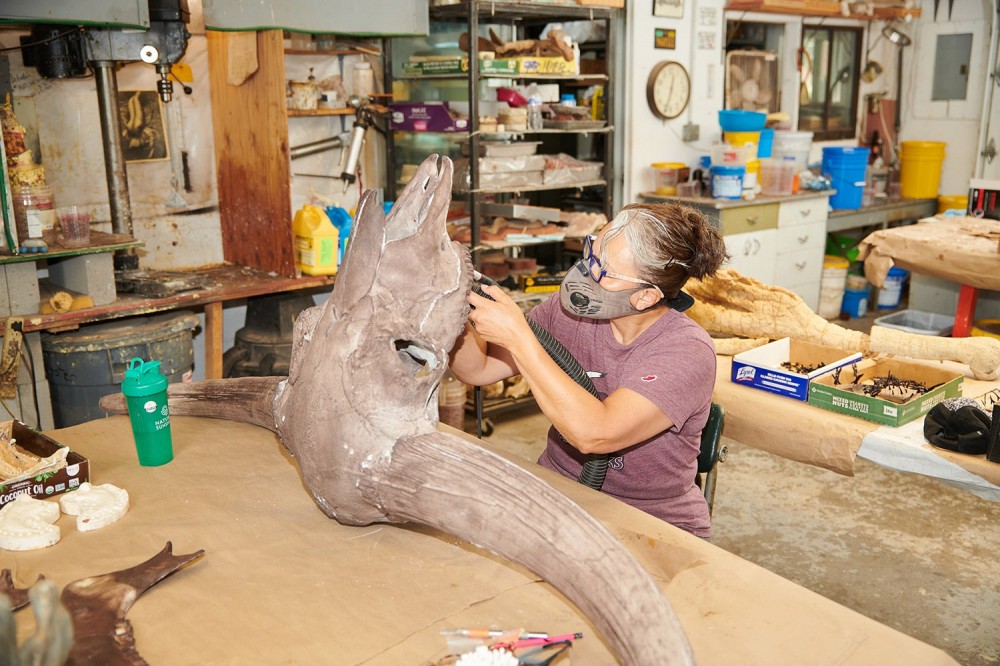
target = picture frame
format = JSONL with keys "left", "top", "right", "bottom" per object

{"left": 116, "top": 90, "right": 170, "bottom": 163}
{"left": 653, "top": 0, "right": 684, "bottom": 19}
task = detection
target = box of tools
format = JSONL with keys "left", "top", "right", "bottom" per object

{"left": 0, "top": 420, "right": 89, "bottom": 508}
{"left": 731, "top": 338, "right": 862, "bottom": 401}
{"left": 808, "top": 358, "right": 963, "bottom": 427}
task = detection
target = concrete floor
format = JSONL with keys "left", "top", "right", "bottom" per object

{"left": 475, "top": 296, "right": 1000, "bottom": 664}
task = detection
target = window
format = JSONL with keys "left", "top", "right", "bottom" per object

{"left": 799, "top": 26, "right": 862, "bottom": 140}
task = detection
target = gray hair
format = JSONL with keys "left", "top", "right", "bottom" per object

{"left": 606, "top": 208, "right": 692, "bottom": 274}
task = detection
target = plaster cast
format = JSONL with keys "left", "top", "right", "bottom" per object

{"left": 59, "top": 482, "right": 130, "bottom": 532}
{"left": 100, "top": 155, "right": 694, "bottom": 664}
{"left": 0, "top": 494, "right": 60, "bottom": 551}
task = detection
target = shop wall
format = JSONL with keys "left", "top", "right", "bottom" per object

{"left": 623, "top": 0, "right": 728, "bottom": 201}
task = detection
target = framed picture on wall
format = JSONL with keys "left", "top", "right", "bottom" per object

{"left": 653, "top": 0, "right": 684, "bottom": 19}
{"left": 116, "top": 90, "right": 169, "bottom": 163}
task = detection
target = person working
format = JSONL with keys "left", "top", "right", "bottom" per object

{"left": 449, "top": 203, "right": 728, "bottom": 538}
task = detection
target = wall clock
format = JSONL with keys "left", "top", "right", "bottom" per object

{"left": 646, "top": 60, "right": 690, "bottom": 120}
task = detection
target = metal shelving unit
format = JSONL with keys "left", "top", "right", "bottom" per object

{"left": 387, "top": 0, "right": 620, "bottom": 430}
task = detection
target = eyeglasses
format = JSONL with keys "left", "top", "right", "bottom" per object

{"left": 583, "top": 235, "right": 664, "bottom": 297}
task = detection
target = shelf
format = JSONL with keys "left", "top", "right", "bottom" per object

{"left": 431, "top": 1, "right": 616, "bottom": 21}
{"left": 287, "top": 108, "right": 356, "bottom": 117}
{"left": 0, "top": 231, "right": 142, "bottom": 265}
{"left": 467, "top": 179, "right": 606, "bottom": 194}
{"left": 723, "top": 1, "right": 919, "bottom": 20}
{"left": 284, "top": 48, "right": 376, "bottom": 56}
{"left": 397, "top": 73, "right": 607, "bottom": 82}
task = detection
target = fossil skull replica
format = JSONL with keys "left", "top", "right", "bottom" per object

{"left": 685, "top": 269, "right": 1000, "bottom": 381}
{"left": 101, "top": 155, "right": 693, "bottom": 664}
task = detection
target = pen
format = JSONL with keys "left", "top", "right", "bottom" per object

{"left": 510, "top": 632, "right": 583, "bottom": 649}
{"left": 441, "top": 629, "right": 551, "bottom": 640}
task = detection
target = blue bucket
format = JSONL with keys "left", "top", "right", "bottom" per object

{"left": 841, "top": 287, "right": 870, "bottom": 318}
{"left": 876, "top": 266, "right": 909, "bottom": 309}
{"left": 822, "top": 147, "right": 870, "bottom": 210}
{"left": 711, "top": 165, "right": 745, "bottom": 200}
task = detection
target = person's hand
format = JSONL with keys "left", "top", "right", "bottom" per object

{"left": 467, "top": 284, "right": 533, "bottom": 351}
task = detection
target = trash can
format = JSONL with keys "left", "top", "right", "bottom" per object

{"left": 42, "top": 311, "right": 199, "bottom": 427}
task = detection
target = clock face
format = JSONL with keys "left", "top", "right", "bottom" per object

{"left": 646, "top": 61, "right": 691, "bottom": 120}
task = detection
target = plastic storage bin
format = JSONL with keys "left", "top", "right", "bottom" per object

{"left": 874, "top": 309, "right": 954, "bottom": 336}
{"left": 42, "top": 311, "right": 199, "bottom": 427}
{"left": 760, "top": 159, "right": 796, "bottom": 196}
{"left": 771, "top": 131, "right": 813, "bottom": 170}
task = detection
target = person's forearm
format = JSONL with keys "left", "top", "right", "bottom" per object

{"left": 504, "top": 336, "right": 617, "bottom": 454}
{"left": 449, "top": 324, "right": 517, "bottom": 386}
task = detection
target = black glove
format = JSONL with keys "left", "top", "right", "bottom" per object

{"left": 923, "top": 398, "right": 993, "bottom": 455}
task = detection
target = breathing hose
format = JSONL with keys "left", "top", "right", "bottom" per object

{"left": 471, "top": 274, "right": 611, "bottom": 490}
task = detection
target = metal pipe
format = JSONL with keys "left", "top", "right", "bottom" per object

{"left": 289, "top": 136, "right": 343, "bottom": 160}
{"left": 93, "top": 61, "right": 136, "bottom": 268}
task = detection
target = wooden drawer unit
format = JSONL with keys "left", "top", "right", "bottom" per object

{"left": 720, "top": 203, "right": 779, "bottom": 235}
{"left": 779, "top": 197, "right": 827, "bottom": 227}
{"left": 775, "top": 221, "right": 826, "bottom": 254}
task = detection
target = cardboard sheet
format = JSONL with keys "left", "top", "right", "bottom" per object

{"left": 6, "top": 416, "right": 959, "bottom": 664}
{"left": 858, "top": 216, "right": 1000, "bottom": 289}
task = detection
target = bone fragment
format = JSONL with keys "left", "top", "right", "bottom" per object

{"left": 0, "top": 569, "right": 41, "bottom": 610}
{"left": 710, "top": 336, "right": 770, "bottom": 356}
{"left": 870, "top": 325, "right": 1000, "bottom": 381}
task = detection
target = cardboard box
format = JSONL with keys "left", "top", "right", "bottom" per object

{"left": 402, "top": 57, "right": 519, "bottom": 77}
{"left": 732, "top": 338, "right": 863, "bottom": 401}
{"left": 0, "top": 420, "right": 89, "bottom": 508}
{"left": 808, "top": 358, "right": 963, "bottom": 427}
{"left": 390, "top": 102, "right": 469, "bottom": 133}
{"left": 518, "top": 55, "right": 581, "bottom": 77}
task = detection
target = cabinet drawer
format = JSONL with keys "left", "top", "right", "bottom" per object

{"left": 720, "top": 203, "right": 779, "bottom": 235}
{"left": 779, "top": 197, "right": 828, "bottom": 227}
{"left": 775, "top": 221, "right": 826, "bottom": 254}
{"left": 774, "top": 246, "right": 824, "bottom": 290}
{"left": 725, "top": 229, "right": 776, "bottom": 284}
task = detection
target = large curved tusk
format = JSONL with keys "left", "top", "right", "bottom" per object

{"left": 374, "top": 431, "right": 694, "bottom": 665}
{"left": 99, "top": 378, "right": 285, "bottom": 433}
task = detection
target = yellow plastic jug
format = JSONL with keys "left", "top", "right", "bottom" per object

{"left": 293, "top": 205, "right": 338, "bottom": 276}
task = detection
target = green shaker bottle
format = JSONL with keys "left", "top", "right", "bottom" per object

{"left": 121, "top": 357, "right": 173, "bottom": 466}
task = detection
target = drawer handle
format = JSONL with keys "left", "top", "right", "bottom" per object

{"left": 798, "top": 235, "right": 809, "bottom": 244}
{"left": 746, "top": 215, "right": 758, "bottom": 225}
{"left": 752, "top": 238, "right": 761, "bottom": 255}
{"left": 795, "top": 261, "right": 806, "bottom": 270}
{"left": 799, "top": 208, "right": 811, "bottom": 217}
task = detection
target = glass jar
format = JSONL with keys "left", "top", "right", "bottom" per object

{"left": 12, "top": 184, "right": 55, "bottom": 253}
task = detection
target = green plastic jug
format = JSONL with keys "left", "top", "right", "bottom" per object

{"left": 121, "top": 357, "right": 173, "bottom": 466}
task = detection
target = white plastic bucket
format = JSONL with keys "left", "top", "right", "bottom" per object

{"left": 818, "top": 255, "right": 849, "bottom": 319}
{"left": 771, "top": 131, "right": 813, "bottom": 170}
{"left": 876, "top": 266, "right": 909, "bottom": 309}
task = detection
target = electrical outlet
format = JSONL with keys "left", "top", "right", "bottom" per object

{"left": 682, "top": 123, "right": 700, "bottom": 142}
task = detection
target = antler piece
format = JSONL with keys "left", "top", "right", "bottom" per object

{"left": 61, "top": 542, "right": 204, "bottom": 665}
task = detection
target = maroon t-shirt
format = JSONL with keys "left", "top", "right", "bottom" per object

{"left": 529, "top": 295, "right": 716, "bottom": 538}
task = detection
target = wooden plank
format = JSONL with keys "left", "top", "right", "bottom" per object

{"left": 204, "top": 301, "right": 224, "bottom": 379}
{"left": 207, "top": 30, "right": 297, "bottom": 277}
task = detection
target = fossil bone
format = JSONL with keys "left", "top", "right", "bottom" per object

{"left": 685, "top": 269, "right": 1000, "bottom": 380}
{"left": 101, "top": 155, "right": 693, "bottom": 664}
{"left": 0, "top": 569, "right": 40, "bottom": 610}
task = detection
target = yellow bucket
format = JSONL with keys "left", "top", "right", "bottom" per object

{"left": 725, "top": 131, "right": 761, "bottom": 148}
{"left": 937, "top": 194, "right": 968, "bottom": 214}
{"left": 900, "top": 141, "right": 946, "bottom": 199}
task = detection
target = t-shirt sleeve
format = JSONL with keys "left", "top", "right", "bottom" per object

{"left": 617, "top": 324, "right": 716, "bottom": 434}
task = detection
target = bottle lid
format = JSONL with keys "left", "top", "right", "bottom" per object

{"left": 121, "top": 357, "right": 168, "bottom": 397}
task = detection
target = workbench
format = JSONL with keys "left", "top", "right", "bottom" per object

{"left": 827, "top": 197, "right": 938, "bottom": 233}
{"left": 9, "top": 416, "right": 958, "bottom": 665}
{"left": 713, "top": 356, "right": 1000, "bottom": 501}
